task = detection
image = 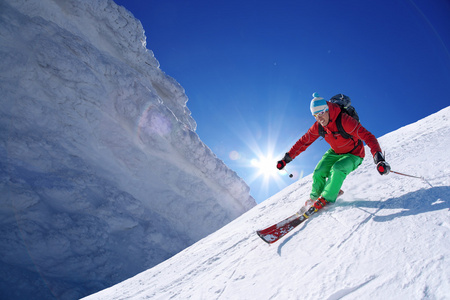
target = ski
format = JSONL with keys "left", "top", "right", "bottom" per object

{"left": 256, "top": 207, "right": 317, "bottom": 244}
{"left": 256, "top": 190, "right": 344, "bottom": 244}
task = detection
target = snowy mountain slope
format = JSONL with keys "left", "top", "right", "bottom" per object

{"left": 85, "top": 106, "right": 450, "bottom": 300}
{"left": 0, "top": 0, "right": 255, "bottom": 299}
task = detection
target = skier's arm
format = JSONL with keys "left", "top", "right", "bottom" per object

{"left": 341, "top": 114, "right": 381, "bottom": 156}
{"left": 342, "top": 114, "right": 390, "bottom": 175}
{"left": 276, "top": 123, "right": 320, "bottom": 170}
{"left": 354, "top": 125, "right": 381, "bottom": 156}
{"left": 288, "top": 123, "right": 321, "bottom": 159}
{"left": 357, "top": 126, "right": 391, "bottom": 175}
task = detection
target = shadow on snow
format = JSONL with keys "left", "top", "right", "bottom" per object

{"left": 343, "top": 186, "right": 450, "bottom": 222}
{"left": 276, "top": 186, "right": 449, "bottom": 254}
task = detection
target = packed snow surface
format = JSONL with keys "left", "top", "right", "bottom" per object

{"left": 0, "top": 0, "right": 255, "bottom": 299}
{"left": 86, "top": 106, "right": 450, "bottom": 299}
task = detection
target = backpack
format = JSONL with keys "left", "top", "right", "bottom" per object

{"left": 330, "top": 94, "right": 359, "bottom": 122}
{"left": 318, "top": 94, "right": 360, "bottom": 139}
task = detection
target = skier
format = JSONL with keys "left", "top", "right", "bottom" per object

{"left": 276, "top": 93, "right": 390, "bottom": 211}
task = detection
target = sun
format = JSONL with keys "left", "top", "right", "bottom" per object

{"left": 246, "top": 148, "right": 295, "bottom": 199}
{"left": 250, "top": 154, "right": 279, "bottom": 179}
{"left": 236, "top": 122, "right": 295, "bottom": 189}
{"left": 225, "top": 109, "right": 301, "bottom": 201}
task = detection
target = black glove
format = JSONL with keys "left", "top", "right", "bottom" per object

{"left": 373, "top": 152, "right": 390, "bottom": 175}
{"left": 377, "top": 161, "right": 391, "bottom": 175}
{"left": 276, "top": 153, "right": 293, "bottom": 170}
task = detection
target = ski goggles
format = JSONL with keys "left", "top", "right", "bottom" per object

{"left": 313, "top": 109, "right": 328, "bottom": 118}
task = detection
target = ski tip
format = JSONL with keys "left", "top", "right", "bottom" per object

{"left": 256, "top": 231, "right": 275, "bottom": 244}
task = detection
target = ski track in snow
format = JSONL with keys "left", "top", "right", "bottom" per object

{"left": 326, "top": 275, "right": 377, "bottom": 300}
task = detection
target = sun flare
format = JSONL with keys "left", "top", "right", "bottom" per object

{"left": 250, "top": 155, "right": 279, "bottom": 179}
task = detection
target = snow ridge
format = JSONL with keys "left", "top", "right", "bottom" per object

{"left": 0, "top": 0, "right": 255, "bottom": 299}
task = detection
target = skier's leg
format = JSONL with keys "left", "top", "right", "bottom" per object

{"left": 310, "top": 149, "right": 340, "bottom": 200}
{"left": 322, "top": 154, "right": 363, "bottom": 202}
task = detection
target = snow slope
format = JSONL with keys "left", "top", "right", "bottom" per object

{"left": 0, "top": 0, "right": 255, "bottom": 299}
{"left": 85, "top": 106, "right": 450, "bottom": 300}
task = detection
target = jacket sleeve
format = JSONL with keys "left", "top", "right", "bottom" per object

{"left": 341, "top": 114, "right": 382, "bottom": 157}
{"left": 288, "top": 122, "right": 321, "bottom": 159}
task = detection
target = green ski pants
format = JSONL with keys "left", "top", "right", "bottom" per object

{"left": 310, "top": 149, "right": 363, "bottom": 203}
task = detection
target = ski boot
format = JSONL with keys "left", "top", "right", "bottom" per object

{"left": 298, "top": 198, "right": 315, "bottom": 214}
{"left": 299, "top": 190, "right": 343, "bottom": 214}
{"left": 304, "top": 190, "right": 343, "bottom": 208}
{"left": 313, "top": 196, "right": 328, "bottom": 210}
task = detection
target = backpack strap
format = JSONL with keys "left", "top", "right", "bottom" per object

{"left": 317, "top": 109, "right": 363, "bottom": 154}
{"left": 317, "top": 111, "right": 359, "bottom": 142}
{"left": 318, "top": 124, "right": 326, "bottom": 138}
{"left": 348, "top": 139, "right": 363, "bottom": 154}
{"left": 335, "top": 112, "right": 352, "bottom": 139}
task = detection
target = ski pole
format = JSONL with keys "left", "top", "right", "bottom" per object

{"left": 282, "top": 167, "right": 293, "bottom": 178}
{"left": 390, "top": 170, "right": 433, "bottom": 188}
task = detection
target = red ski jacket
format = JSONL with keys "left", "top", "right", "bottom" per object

{"left": 288, "top": 102, "right": 382, "bottom": 159}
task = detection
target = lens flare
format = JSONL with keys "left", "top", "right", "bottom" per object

{"left": 229, "top": 150, "right": 240, "bottom": 160}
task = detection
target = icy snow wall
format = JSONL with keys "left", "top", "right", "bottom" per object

{"left": 0, "top": 0, "right": 256, "bottom": 299}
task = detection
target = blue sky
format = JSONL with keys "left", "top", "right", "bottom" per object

{"left": 114, "top": 0, "right": 450, "bottom": 203}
